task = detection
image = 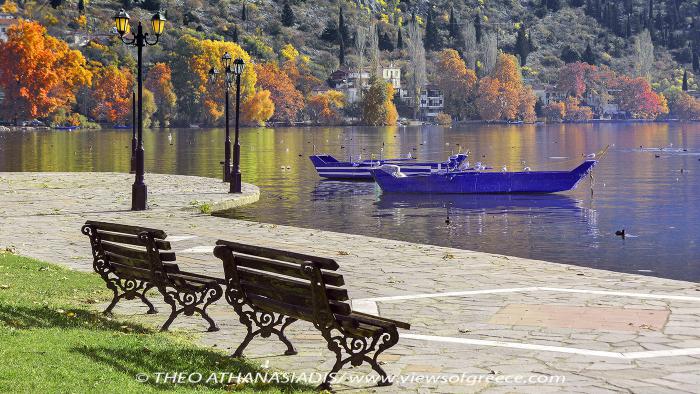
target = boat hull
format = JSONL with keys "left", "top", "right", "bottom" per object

{"left": 371, "top": 160, "right": 597, "bottom": 194}
{"left": 310, "top": 154, "right": 467, "bottom": 180}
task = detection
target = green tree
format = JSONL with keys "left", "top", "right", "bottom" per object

{"left": 242, "top": 2, "right": 247, "bottom": 21}
{"left": 338, "top": 7, "right": 350, "bottom": 44}
{"left": 424, "top": 10, "right": 441, "bottom": 51}
{"left": 582, "top": 42, "right": 596, "bottom": 65}
{"left": 683, "top": 69, "right": 688, "bottom": 91}
{"left": 362, "top": 75, "right": 388, "bottom": 126}
{"left": 281, "top": 1, "right": 295, "bottom": 27}
{"left": 515, "top": 23, "right": 529, "bottom": 66}
{"left": 475, "top": 13, "right": 482, "bottom": 43}
{"left": 449, "top": 7, "right": 459, "bottom": 40}
{"left": 397, "top": 27, "right": 403, "bottom": 49}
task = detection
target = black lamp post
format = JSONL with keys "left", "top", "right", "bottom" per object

{"left": 208, "top": 52, "right": 234, "bottom": 182}
{"left": 230, "top": 58, "right": 245, "bottom": 193}
{"left": 130, "top": 91, "right": 136, "bottom": 174}
{"left": 114, "top": 8, "right": 166, "bottom": 211}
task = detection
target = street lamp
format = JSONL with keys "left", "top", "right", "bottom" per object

{"left": 230, "top": 58, "right": 245, "bottom": 193}
{"left": 208, "top": 52, "right": 234, "bottom": 182}
{"left": 114, "top": 8, "right": 166, "bottom": 211}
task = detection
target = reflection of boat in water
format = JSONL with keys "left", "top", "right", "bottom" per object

{"left": 371, "top": 160, "right": 597, "bottom": 194}
{"left": 376, "top": 193, "right": 584, "bottom": 212}
{"left": 53, "top": 125, "right": 79, "bottom": 131}
{"left": 310, "top": 180, "right": 376, "bottom": 201}
{"left": 309, "top": 153, "right": 468, "bottom": 180}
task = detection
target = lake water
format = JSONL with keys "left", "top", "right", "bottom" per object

{"left": 1, "top": 123, "right": 699, "bottom": 281}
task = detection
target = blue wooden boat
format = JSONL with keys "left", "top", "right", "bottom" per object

{"left": 370, "top": 160, "right": 597, "bottom": 194}
{"left": 310, "top": 153, "right": 468, "bottom": 180}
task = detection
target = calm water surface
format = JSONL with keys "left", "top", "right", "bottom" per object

{"left": 1, "top": 124, "right": 699, "bottom": 281}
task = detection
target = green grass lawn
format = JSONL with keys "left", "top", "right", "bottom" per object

{"left": 0, "top": 252, "right": 313, "bottom": 393}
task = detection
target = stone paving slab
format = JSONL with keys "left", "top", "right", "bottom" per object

{"left": 2, "top": 172, "right": 700, "bottom": 393}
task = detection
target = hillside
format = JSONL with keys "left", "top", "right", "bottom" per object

{"left": 2, "top": 0, "right": 700, "bottom": 125}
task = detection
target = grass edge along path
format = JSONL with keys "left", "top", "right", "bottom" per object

{"left": 0, "top": 251, "right": 315, "bottom": 393}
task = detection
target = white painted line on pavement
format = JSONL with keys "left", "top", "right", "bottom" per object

{"left": 401, "top": 333, "right": 700, "bottom": 359}
{"left": 359, "top": 287, "right": 700, "bottom": 303}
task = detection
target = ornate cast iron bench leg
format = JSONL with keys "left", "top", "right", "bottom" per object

{"left": 318, "top": 325, "right": 399, "bottom": 390}
{"left": 103, "top": 277, "right": 158, "bottom": 315}
{"left": 227, "top": 300, "right": 298, "bottom": 357}
{"left": 160, "top": 283, "right": 223, "bottom": 332}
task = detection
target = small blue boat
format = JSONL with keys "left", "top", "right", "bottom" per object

{"left": 371, "top": 160, "right": 597, "bottom": 194}
{"left": 310, "top": 153, "right": 468, "bottom": 180}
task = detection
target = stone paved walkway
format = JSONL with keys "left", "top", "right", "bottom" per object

{"left": 2, "top": 172, "right": 700, "bottom": 393}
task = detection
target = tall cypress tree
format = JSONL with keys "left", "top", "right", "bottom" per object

{"left": 515, "top": 24, "right": 529, "bottom": 66}
{"left": 582, "top": 42, "right": 596, "bottom": 64}
{"left": 424, "top": 10, "right": 441, "bottom": 51}
{"left": 338, "top": 7, "right": 350, "bottom": 44}
{"left": 475, "top": 13, "right": 482, "bottom": 43}
{"left": 449, "top": 7, "right": 459, "bottom": 39}
{"left": 281, "top": 1, "right": 295, "bottom": 27}
{"left": 683, "top": 69, "right": 689, "bottom": 91}
{"left": 242, "top": 2, "right": 247, "bottom": 21}
{"left": 78, "top": 0, "right": 85, "bottom": 14}
{"left": 397, "top": 27, "right": 403, "bottom": 49}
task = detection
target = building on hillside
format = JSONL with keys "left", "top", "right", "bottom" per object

{"left": 326, "top": 66, "right": 403, "bottom": 104}
{"left": 0, "top": 13, "right": 17, "bottom": 42}
{"left": 400, "top": 84, "right": 445, "bottom": 121}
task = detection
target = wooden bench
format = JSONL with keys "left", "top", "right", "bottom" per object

{"left": 81, "top": 221, "right": 223, "bottom": 332}
{"left": 213, "top": 240, "right": 410, "bottom": 389}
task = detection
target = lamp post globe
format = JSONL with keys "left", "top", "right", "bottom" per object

{"left": 114, "top": 9, "right": 130, "bottom": 36}
{"left": 222, "top": 52, "right": 232, "bottom": 70}
{"left": 150, "top": 11, "right": 166, "bottom": 36}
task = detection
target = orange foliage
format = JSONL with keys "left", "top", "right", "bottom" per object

{"left": 90, "top": 65, "right": 133, "bottom": 123}
{"left": 145, "top": 62, "right": 177, "bottom": 126}
{"left": 282, "top": 59, "right": 321, "bottom": 95}
{"left": 672, "top": 92, "right": 700, "bottom": 120}
{"left": 615, "top": 76, "right": 669, "bottom": 119}
{"left": 562, "top": 97, "right": 594, "bottom": 121}
{"left": 308, "top": 90, "right": 345, "bottom": 124}
{"left": 254, "top": 62, "right": 304, "bottom": 123}
{"left": 434, "top": 49, "right": 477, "bottom": 119}
{"left": 544, "top": 101, "right": 566, "bottom": 122}
{"left": 179, "top": 36, "right": 273, "bottom": 125}
{"left": 0, "top": 20, "right": 92, "bottom": 120}
{"left": 386, "top": 83, "right": 398, "bottom": 125}
{"left": 476, "top": 54, "right": 534, "bottom": 121}
{"left": 241, "top": 90, "right": 275, "bottom": 126}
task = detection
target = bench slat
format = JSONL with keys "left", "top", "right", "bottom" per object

{"left": 231, "top": 252, "right": 344, "bottom": 286}
{"left": 240, "top": 281, "right": 351, "bottom": 315}
{"left": 105, "top": 251, "right": 150, "bottom": 270}
{"left": 216, "top": 240, "right": 339, "bottom": 270}
{"left": 86, "top": 220, "right": 167, "bottom": 239}
{"left": 101, "top": 241, "right": 176, "bottom": 262}
{"left": 96, "top": 230, "right": 171, "bottom": 250}
{"left": 236, "top": 267, "right": 348, "bottom": 301}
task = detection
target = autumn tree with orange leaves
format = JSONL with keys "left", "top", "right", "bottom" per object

{"left": 170, "top": 34, "right": 273, "bottom": 125}
{"left": 308, "top": 90, "right": 345, "bottom": 125}
{"left": 434, "top": 49, "right": 477, "bottom": 120}
{"left": 89, "top": 65, "right": 133, "bottom": 124}
{"left": 615, "top": 76, "right": 669, "bottom": 119}
{"left": 0, "top": 20, "right": 91, "bottom": 123}
{"left": 476, "top": 53, "right": 535, "bottom": 122}
{"left": 254, "top": 62, "right": 304, "bottom": 123}
{"left": 145, "top": 62, "right": 177, "bottom": 127}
